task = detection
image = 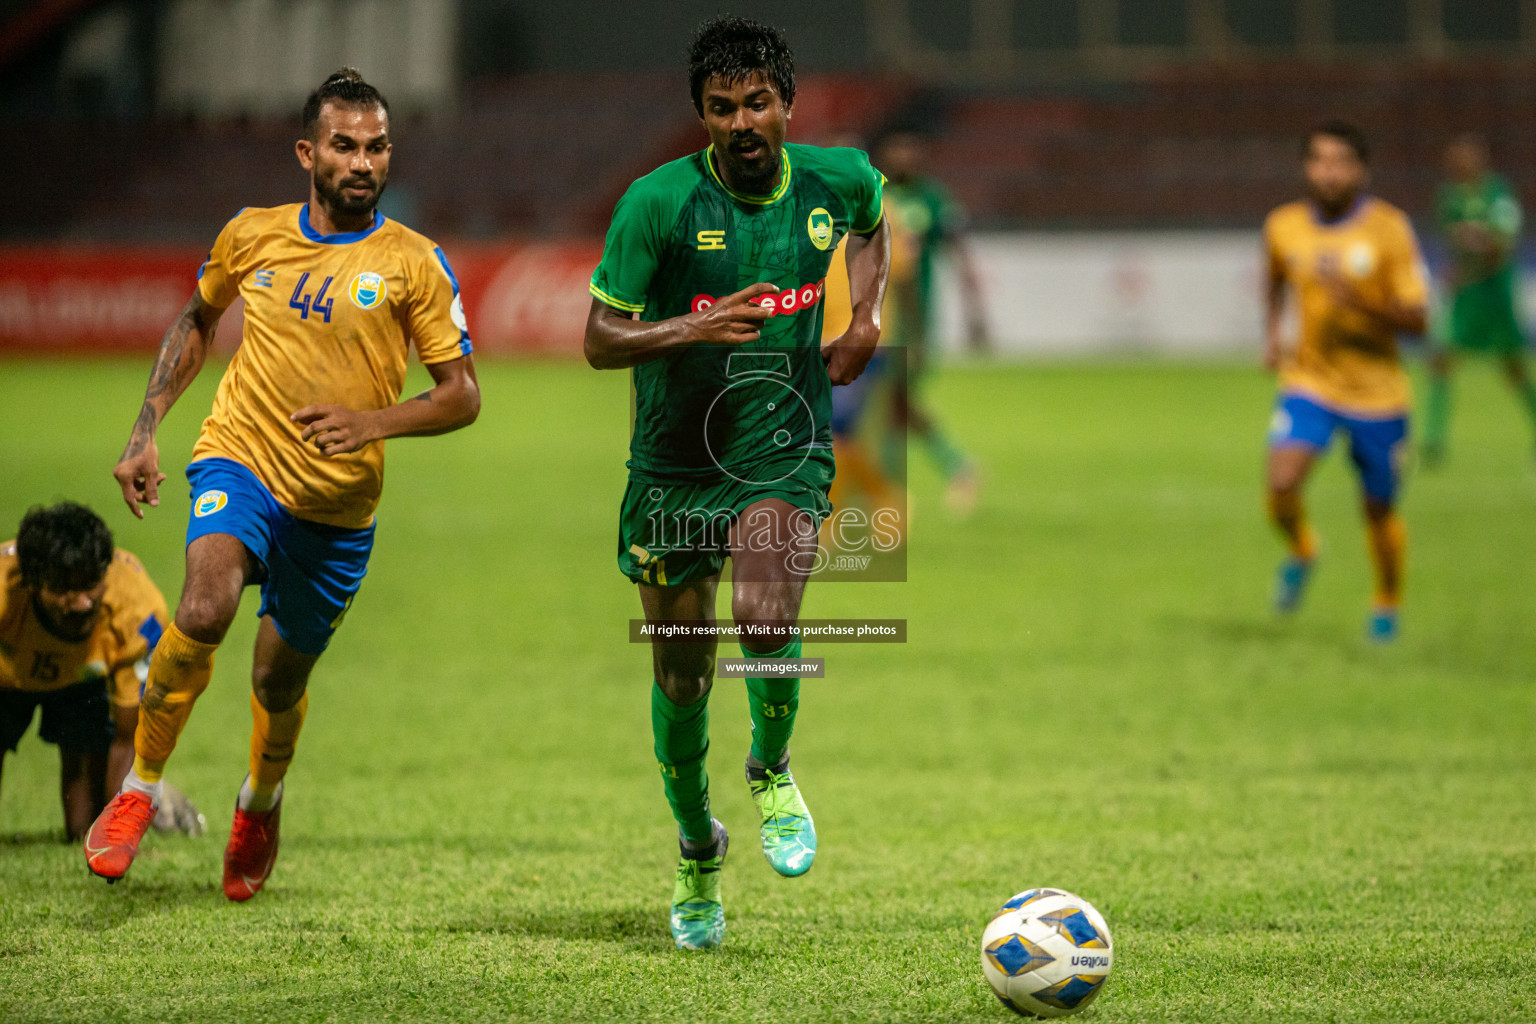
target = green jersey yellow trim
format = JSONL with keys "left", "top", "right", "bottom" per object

{"left": 590, "top": 281, "right": 645, "bottom": 313}
{"left": 704, "top": 145, "right": 792, "bottom": 206}
{"left": 851, "top": 174, "right": 886, "bottom": 235}
{"left": 852, "top": 203, "right": 885, "bottom": 236}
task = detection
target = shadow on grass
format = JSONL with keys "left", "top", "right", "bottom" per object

{"left": 1159, "top": 611, "right": 1294, "bottom": 644}
{"left": 3, "top": 830, "right": 68, "bottom": 847}
{"left": 1157, "top": 610, "right": 1382, "bottom": 658}
{"left": 427, "top": 905, "right": 694, "bottom": 952}
{"left": 64, "top": 876, "right": 225, "bottom": 931}
{"left": 292, "top": 833, "right": 562, "bottom": 856}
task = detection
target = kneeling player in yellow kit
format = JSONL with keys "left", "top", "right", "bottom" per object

{"left": 1, "top": 503, "right": 202, "bottom": 840}
{"left": 85, "top": 69, "right": 480, "bottom": 898}
{"left": 1262, "top": 122, "right": 1428, "bottom": 642}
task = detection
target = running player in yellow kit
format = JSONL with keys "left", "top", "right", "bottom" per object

{"left": 1263, "top": 121, "right": 1428, "bottom": 642}
{"left": 84, "top": 69, "right": 480, "bottom": 898}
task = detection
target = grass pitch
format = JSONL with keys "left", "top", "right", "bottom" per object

{"left": 0, "top": 356, "right": 1533, "bottom": 1022}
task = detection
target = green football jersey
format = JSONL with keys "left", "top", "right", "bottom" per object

{"left": 591, "top": 143, "right": 884, "bottom": 481}
{"left": 884, "top": 176, "right": 962, "bottom": 325}
{"left": 1438, "top": 173, "right": 1522, "bottom": 288}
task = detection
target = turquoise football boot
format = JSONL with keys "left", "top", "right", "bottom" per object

{"left": 1273, "top": 555, "right": 1315, "bottom": 614}
{"left": 1368, "top": 606, "right": 1399, "bottom": 644}
{"left": 747, "top": 759, "right": 817, "bottom": 877}
{"left": 670, "top": 818, "right": 728, "bottom": 950}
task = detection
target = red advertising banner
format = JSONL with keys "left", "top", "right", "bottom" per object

{"left": 443, "top": 241, "right": 603, "bottom": 357}
{"left": 0, "top": 241, "right": 604, "bottom": 356}
{"left": 0, "top": 248, "right": 205, "bottom": 353}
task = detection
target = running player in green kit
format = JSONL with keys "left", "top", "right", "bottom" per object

{"left": 1422, "top": 134, "right": 1536, "bottom": 464}
{"left": 876, "top": 132, "right": 987, "bottom": 514}
{"left": 584, "top": 17, "right": 890, "bottom": 950}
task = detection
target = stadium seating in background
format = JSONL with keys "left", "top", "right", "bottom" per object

{"left": 3, "top": 64, "right": 1535, "bottom": 244}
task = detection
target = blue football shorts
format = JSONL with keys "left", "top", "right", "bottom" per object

{"left": 1268, "top": 392, "right": 1409, "bottom": 503}
{"left": 185, "top": 457, "right": 373, "bottom": 655}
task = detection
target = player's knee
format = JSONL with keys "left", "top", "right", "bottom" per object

{"left": 1266, "top": 471, "right": 1304, "bottom": 502}
{"left": 740, "top": 634, "right": 794, "bottom": 656}
{"left": 1362, "top": 496, "right": 1394, "bottom": 522}
{"left": 57, "top": 749, "right": 88, "bottom": 783}
{"left": 1266, "top": 485, "right": 1302, "bottom": 524}
{"left": 174, "top": 589, "right": 239, "bottom": 644}
{"left": 251, "top": 667, "right": 308, "bottom": 713}
{"left": 656, "top": 666, "right": 712, "bottom": 707}
{"left": 732, "top": 591, "right": 796, "bottom": 631}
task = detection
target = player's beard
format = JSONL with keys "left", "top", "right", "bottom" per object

{"left": 1311, "top": 189, "right": 1356, "bottom": 221}
{"left": 314, "top": 172, "right": 387, "bottom": 220}
{"left": 32, "top": 594, "right": 96, "bottom": 641}
{"left": 721, "top": 134, "right": 781, "bottom": 195}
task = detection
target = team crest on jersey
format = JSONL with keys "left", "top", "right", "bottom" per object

{"left": 349, "top": 271, "right": 387, "bottom": 310}
{"left": 1345, "top": 242, "right": 1377, "bottom": 278}
{"left": 807, "top": 208, "right": 834, "bottom": 251}
{"left": 193, "top": 490, "right": 227, "bottom": 517}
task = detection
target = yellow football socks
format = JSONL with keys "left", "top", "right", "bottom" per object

{"left": 1367, "top": 512, "right": 1407, "bottom": 608}
{"left": 133, "top": 622, "right": 217, "bottom": 783}
{"left": 249, "top": 691, "right": 308, "bottom": 800}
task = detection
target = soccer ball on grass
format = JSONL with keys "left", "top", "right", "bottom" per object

{"left": 980, "top": 888, "right": 1113, "bottom": 1017}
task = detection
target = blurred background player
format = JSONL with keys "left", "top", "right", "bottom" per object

{"left": 875, "top": 132, "right": 987, "bottom": 514}
{"left": 1, "top": 502, "right": 202, "bottom": 841}
{"left": 584, "top": 17, "right": 889, "bottom": 950}
{"left": 1263, "top": 121, "right": 1428, "bottom": 642}
{"left": 85, "top": 68, "right": 480, "bottom": 898}
{"left": 1421, "top": 134, "right": 1536, "bottom": 465}
{"left": 822, "top": 174, "right": 907, "bottom": 543}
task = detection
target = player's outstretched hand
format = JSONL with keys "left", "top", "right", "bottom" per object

{"left": 113, "top": 439, "right": 165, "bottom": 519}
{"left": 293, "top": 405, "right": 376, "bottom": 456}
{"left": 821, "top": 323, "right": 880, "bottom": 386}
{"left": 688, "top": 282, "right": 779, "bottom": 345}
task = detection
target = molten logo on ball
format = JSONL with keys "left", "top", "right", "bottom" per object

{"left": 980, "top": 888, "right": 1113, "bottom": 1018}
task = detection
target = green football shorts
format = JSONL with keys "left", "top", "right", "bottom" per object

{"left": 616, "top": 451, "right": 835, "bottom": 585}
{"left": 1444, "top": 274, "right": 1526, "bottom": 355}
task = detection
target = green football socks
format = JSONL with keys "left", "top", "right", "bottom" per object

{"left": 651, "top": 682, "right": 713, "bottom": 845}
{"left": 741, "top": 638, "right": 800, "bottom": 768}
{"left": 1422, "top": 371, "right": 1452, "bottom": 453}
{"left": 925, "top": 428, "right": 969, "bottom": 481}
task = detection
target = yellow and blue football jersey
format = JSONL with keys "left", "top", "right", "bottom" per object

{"left": 193, "top": 204, "right": 472, "bottom": 529}
{"left": 0, "top": 543, "right": 169, "bottom": 707}
{"left": 1265, "top": 196, "right": 1428, "bottom": 416}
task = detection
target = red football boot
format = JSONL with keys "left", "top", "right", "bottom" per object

{"left": 223, "top": 794, "right": 282, "bottom": 902}
{"left": 84, "top": 790, "right": 158, "bottom": 882}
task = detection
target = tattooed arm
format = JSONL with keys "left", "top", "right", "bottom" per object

{"left": 112, "top": 291, "right": 224, "bottom": 518}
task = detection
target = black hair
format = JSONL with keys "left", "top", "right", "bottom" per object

{"left": 302, "top": 67, "right": 389, "bottom": 140}
{"left": 15, "top": 502, "right": 113, "bottom": 592}
{"left": 688, "top": 16, "right": 796, "bottom": 116}
{"left": 1305, "top": 119, "right": 1370, "bottom": 164}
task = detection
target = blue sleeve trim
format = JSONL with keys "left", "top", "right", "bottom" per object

{"left": 138, "top": 614, "right": 164, "bottom": 651}
{"left": 434, "top": 246, "right": 473, "bottom": 351}
{"left": 433, "top": 246, "right": 462, "bottom": 296}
